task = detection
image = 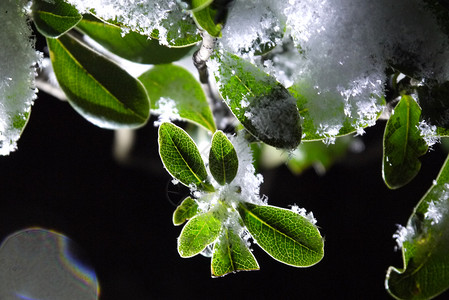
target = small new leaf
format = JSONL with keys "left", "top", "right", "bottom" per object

{"left": 158, "top": 123, "right": 213, "bottom": 191}
{"left": 178, "top": 212, "right": 222, "bottom": 258}
{"left": 173, "top": 197, "right": 199, "bottom": 226}
{"left": 386, "top": 154, "right": 449, "bottom": 299}
{"left": 383, "top": 95, "right": 428, "bottom": 189}
{"left": 212, "top": 51, "right": 302, "bottom": 149}
{"left": 47, "top": 34, "right": 150, "bottom": 129}
{"left": 211, "top": 226, "right": 259, "bottom": 277}
{"left": 209, "top": 131, "right": 238, "bottom": 185}
{"left": 237, "top": 202, "right": 324, "bottom": 267}
{"left": 139, "top": 64, "right": 216, "bottom": 132}
{"left": 32, "top": 0, "right": 82, "bottom": 38}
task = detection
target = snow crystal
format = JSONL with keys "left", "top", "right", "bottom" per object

{"left": 66, "top": 0, "right": 197, "bottom": 46}
{"left": 394, "top": 182, "right": 449, "bottom": 249}
{"left": 393, "top": 224, "right": 414, "bottom": 251}
{"left": 0, "top": 0, "right": 42, "bottom": 155}
{"left": 424, "top": 183, "right": 449, "bottom": 226}
{"left": 417, "top": 120, "right": 440, "bottom": 147}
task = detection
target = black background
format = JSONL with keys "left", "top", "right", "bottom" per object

{"left": 0, "top": 90, "right": 448, "bottom": 299}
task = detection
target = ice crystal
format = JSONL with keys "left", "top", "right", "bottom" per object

{"left": 0, "top": 0, "right": 42, "bottom": 155}
{"left": 417, "top": 120, "right": 440, "bottom": 147}
{"left": 424, "top": 183, "right": 449, "bottom": 226}
{"left": 394, "top": 183, "right": 449, "bottom": 249}
{"left": 393, "top": 224, "right": 414, "bottom": 251}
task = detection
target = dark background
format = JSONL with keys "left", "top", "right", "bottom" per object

{"left": 0, "top": 89, "right": 448, "bottom": 299}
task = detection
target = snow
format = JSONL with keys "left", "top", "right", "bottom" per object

{"left": 226, "top": 133, "right": 265, "bottom": 205}
{"left": 291, "top": 204, "right": 317, "bottom": 225}
{"left": 218, "top": 0, "right": 449, "bottom": 141}
{"left": 66, "top": 0, "right": 196, "bottom": 46}
{"left": 0, "top": 0, "right": 42, "bottom": 155}
{"left": 152, "top": 97, "right": 182, "bottom": 127}
{"left": 424, "top": 183, "right": 449, "bottom": 226}
{"left": 417, "top": 120, "right": 440, "bottom": 147}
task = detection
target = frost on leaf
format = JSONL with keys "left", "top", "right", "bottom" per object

{"left": 0, "top": 0, "right": 42, "bottom": 155}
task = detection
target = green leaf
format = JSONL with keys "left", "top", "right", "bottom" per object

{"left": 158, "top": 122, "right": 214, "bottom": 191}
{"left": 76, "top": 14, "right": 194, "bottom": 64}
{"left": 209, "top": 131, "right": 238, "bottom": 185}
{"left": 47, "top": 34, "right": 150, "bottom": 129}
{"left": 192, "top": 5, "right": 222, "bottom": 37}
{"left": 211, "top": 226, "right": 259, "bottom": 277}
{"left": 237, "top": 202, "right": 324, "bottom": 267}
{"left": 383, "top": 95, "right": 428, "bottom": 189}
{"left": 31, "top": 0, "right": 82, "bottom": 38}
{"left": 212, "top": 51, "right": 302, "bottom": 149}
{"left": 138, "top": 65, "right": 216, "bottom": 132}
{"left": 289, "top": 85, "right": 386, "bottom": 142}
{"left": 173, "top": 197, "right": 199, "bottom": 226}
{"left": 178, "top": 212, "right": 222, "bottom": 258}
{"left": 386, "top": 154, "right": 449, "bottom": 299}
{"left": 189, "top": 0, "right": 214, "bottom": 12}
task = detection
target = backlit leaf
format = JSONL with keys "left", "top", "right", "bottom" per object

{"left": 139, "top": 64, "right": 216, "bottom": 132}
{"left": 173, "top": 197, "right": 199, "bottom": 226}
{"left": 209, "top": 131, "right": 238, "bottom": 185}
{"left": 47, "top": 34, "right": 150, "bottom": 129}
{"left": 32, "top": 0, "right": 82, "bottom": 38}
{"left": 178, "top": 212, "right": 222, "bottom": 258}
{"left": 76, "top": 14, "right": 194, "bottom": 64}
{"left": 386, "top": 154, "right": 449, "bottom": 299}
{"left": 211, "top": 226, "right": 259, "bottom": 277}
{"left": 237, "top": 202, "right": 324, "bottom": 267}
{"left": 158, "top": 122, "right": 213, "bottom": 191}
{"left": 211, "top": 51, "right": 302, "bottom": 149}
{"left": 383, "top": 95, "right": 428, "bottom": 189}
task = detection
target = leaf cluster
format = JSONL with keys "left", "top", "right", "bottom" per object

{"left": 159, "top": 122, "right": 323, "bottom": 276}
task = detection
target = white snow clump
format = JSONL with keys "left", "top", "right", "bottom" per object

{"left": 0, "top": 0, "right": 42, "bottom": 155}
{"left": 66, "top": 0, "right": 196, "bottom": 46}
{"left": 152, "top": 97, "right": 181, "bottom": 127}
{"left": 220, "top": 0, "right": 449, "bottom": 141}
